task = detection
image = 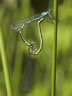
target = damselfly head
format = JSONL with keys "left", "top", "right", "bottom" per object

{"left": 48, "top": 9, "right": 51, "bottom": 14}
{"left": 47, "top": 9, "right": 53, "bottom": 15}
{"left": 10, "top": 22, "right": 24, "bottom": 32}
{"left": 47, "top": 9, "right": 55, "bottom": 24}
{"left": 10, "top": 23, "right": 17, "bottom": 30}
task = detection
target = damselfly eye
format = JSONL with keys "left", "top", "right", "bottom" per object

{"left": 47, "top": 9, "right": 56, "bottom": 24}
{"left": 48, "top": 9, "right": 51, "bottom": 14}
{"left": 48, "top": 9, "right": 54, "bottom": 16}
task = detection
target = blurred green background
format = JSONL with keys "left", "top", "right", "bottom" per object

{"left": 0, "top": 0, "right": 72, "bottom": 96}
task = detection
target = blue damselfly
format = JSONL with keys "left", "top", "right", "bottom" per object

{"left": 11, "top": 9, "right": 54, "bottom": 55}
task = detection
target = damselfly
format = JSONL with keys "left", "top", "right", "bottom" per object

{"left": 11, "top": 9, "right": 54, "bottom": 55}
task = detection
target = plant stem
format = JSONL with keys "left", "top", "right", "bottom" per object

{"left": 12, "top": 41, "right": 23, "bottom": 96}
{"left": 51, "top": 0, "right": 58, "bottom": 96}
{"left": 0, "top": 27, "right": 12, "bottom": 96}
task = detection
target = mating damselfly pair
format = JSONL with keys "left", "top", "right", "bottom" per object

{"left": 11, "top": 9, "right": 55, "bottom": 55}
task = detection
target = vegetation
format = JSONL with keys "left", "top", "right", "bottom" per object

{"left": 0, "top": 0, "right": 72, "bottom": 96}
